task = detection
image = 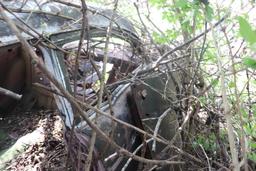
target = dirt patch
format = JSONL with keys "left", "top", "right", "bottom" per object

{"left": 0, "top": 110, "right": 69, "bottom": 171}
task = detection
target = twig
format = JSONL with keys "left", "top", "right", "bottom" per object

{"left": 134, "top": 2, "right": 162, "bottom": 57}
{"left": 86, "top": 0, "right": 119, "bottom": 170}
{"left": 222, "top": 24, "right": 248, "bottom": 171}
{"left": 189, "top": 17, "right": 208, "bottom": 90}
{"left": 64, "top": 1, "right": 89, "bottom": 167}
{"left": 152, "top": 108, "right": 171, "bottom": 152}
{"left": 32, "top": 82, "right": 63, "bottom": 97}
{"left": 104, "top": 152, "right": 118, "bottom": 163}
{"left": 121, "top": 138, "right": 154, "bottom": 171}
{"left": 209, "top": 17, "right": 239, "bottom": 171}
{"left": 136, "top": 15, "right": 227, "bottom": 77}
{"left": 52, "top": 0, "right": 81, "bottom": 9}
{"left": 87, "top": 52, "right": 117, "bottom": 160}
{"left": 159, "top": 98, "right": 201, "bottom": 157}
{"left": 0, "top": 86, "right": 22, "bottom": 100}
{"left": 0, "top": 4, "right": 68, "bottom": 54}
{"left": 199, "top": 144, "right": 211, "bottom": 171}
{"left": 73, "top": 0, "right": 88, "bottom": 97}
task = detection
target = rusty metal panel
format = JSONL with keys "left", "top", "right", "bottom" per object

{"left": 130, "top": 73, "right": 182, "bottom": 161}
{"left": 77, "top": 85, "right": 141, "bottom": 170}
{"left": 0, "top": 44, "right": 25, "bottom": 112}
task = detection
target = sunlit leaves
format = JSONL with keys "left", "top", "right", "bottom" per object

{"left": 152, "top": 30, "right": 179, "bottom": 44}
{"left": 193, "top": 134, "right": 217, "bottom": 151}
{"left": 249, "top": 153, "right": 256, "bottom": 162}
{"left": 243, "top": 57, "right": 256, "bottom": 69}
{"left": 243, "top": 110, "right": 256, "bottom": 162}
{"left": 152, "top": 32, "right": 169, "bottom": 44}
{"left": 210, "top": 78, "right": 219, "bottom": 88}
{"left": 176, "top": 0, "right": 190, "bottom": 9}
{"left": 238, "top": 16, "right": 256, "bottom": 44}
{"left": 237, "top": 17, "right": 256, "bottom": 69}
{"left": 205, "top": 5, "right": 213, "bottom": 21}
{"left": 149, "top": 0, "right": 167, "bottom": 7}
{"left": 228, "top": 81, "right": 235, "bottom": 88}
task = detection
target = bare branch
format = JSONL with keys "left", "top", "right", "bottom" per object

{"left": 0, "top": 86, "right": 22, "bottom": 100}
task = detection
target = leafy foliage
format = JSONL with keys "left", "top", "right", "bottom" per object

{"left": 243, "top": 57, "right": 256, "bottom": 69}
{"left": 238, "top": 16, "right": 256, "bottom": 45}
{"left": 148, "top": 0, "right": 256, "bottom": 168}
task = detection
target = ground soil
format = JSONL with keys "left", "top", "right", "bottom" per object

{"left": 0, "top": 110, "right": 68, "bottom": 171}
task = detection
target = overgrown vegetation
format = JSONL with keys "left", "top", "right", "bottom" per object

{"left": 143, "top": 0, "right": 256, "bottom": 170}
{"left": 1, "top": 0, "right": 256, "bottom": 170}
{"left": 109, "top": 0, "right": 256, "bottom": 170}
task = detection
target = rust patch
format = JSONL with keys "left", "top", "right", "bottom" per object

{"left": 0, "top": 44, "right": 26, "bottom": 112}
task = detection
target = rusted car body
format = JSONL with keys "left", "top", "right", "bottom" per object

{"left": 0, "top": 1, "right": 180, "bottom": 170}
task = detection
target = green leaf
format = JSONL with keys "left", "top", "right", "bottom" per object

{"left": 243, "top": 57, "right": 256, "bottom": 69}
{"left": 228, "top": 81, "right": 235, "bottom": 88}
{"left": 205, "top": 5, "right": 214, "bottom": 21}
{"left": 250, "top": 142, "right": 256, "bottom": 149}
{"left": 249, "top": 42, "right": 256, "bottom": 51}
{"left": 210, "top": 79, "right": 219, "bottom": 87}
{"left": 152, "top": 32, "right": 168, "bottom": 44}
{"left": 149, "top": 0, "right": 166, "bottom": 6}
{"left": 238, "top": 16, "right": 256, "bottom": 44}
{"left": 175, "top": 0, "right": 188, "bottom": 8}
{"left": 166, "top": 29, "right": 178, "bottom": 39}
{"left": 249, "top": 153, "right": 256, "bottom": 162}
